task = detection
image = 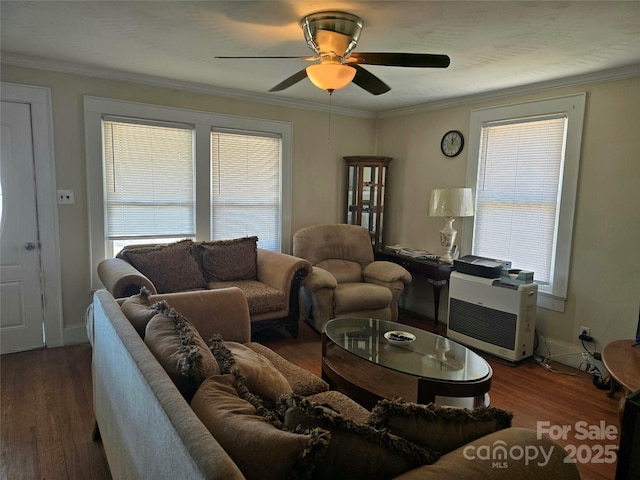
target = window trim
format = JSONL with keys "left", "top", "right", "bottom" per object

{"left": 85, "top": 96, "right": 292, "bottom": 290}
{"left": 463, "top": 93, "right": 586, "bottom": 312}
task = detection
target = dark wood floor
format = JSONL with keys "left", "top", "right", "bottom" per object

{"left": 1, "top": 313, "right": 619, "bottom": 479}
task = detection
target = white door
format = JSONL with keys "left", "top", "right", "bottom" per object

{"left": 0, "top": 101, "right": 46, "bottom": 353}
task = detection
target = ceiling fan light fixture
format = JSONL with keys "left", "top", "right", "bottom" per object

{"left": 306, "top": 63, "right": 356, "bottom": 92}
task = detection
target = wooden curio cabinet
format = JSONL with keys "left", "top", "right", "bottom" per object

{"left": 344, "top": 156, "right": 392, "bottom": 251}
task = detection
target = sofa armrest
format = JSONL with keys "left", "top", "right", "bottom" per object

{"left": 92, "top": 290, "right": 245, "bottom": 479}
{"left": 393, "top": 427, "right": 578, "bottom": 480}
{"left": 363, "top": 261, "right": 412, "bottom": 285}
{"left": 303, "top": 266, "right": 338, "bottom": 292}
{"left": 149, "top": 288, "right": 252, "bottom": 344}
{"left": 256, "top": 249, "right": 311, "bottom": 293}
{"left": 97, "top": 257, "right": 157, "bottom": 298}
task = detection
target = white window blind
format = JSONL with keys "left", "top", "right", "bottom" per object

{"left": 103, "top": 118, "right": 195, "bottom": 239}
{"left": 211, "top": 130, "right": 281, "bottom": 250}
{"left": 473, "top": 116, "right": 568, "bottom": 285}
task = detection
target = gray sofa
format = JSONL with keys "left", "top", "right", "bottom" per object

{"left": 87, "top": 287, "right": 579, "bottom": 480}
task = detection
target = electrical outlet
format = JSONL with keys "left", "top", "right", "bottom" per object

{"left": 57, "top": 189, "right": 75, "bottom": 204}
{"left": 579, "top": 325, "right": 591, "bottom": 338}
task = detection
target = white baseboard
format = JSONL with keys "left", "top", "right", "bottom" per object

{"left": 534, "top": 334, "right": 607, "bottom": 374}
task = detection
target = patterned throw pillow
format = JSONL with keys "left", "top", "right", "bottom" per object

{"left": 122, "top": 240, "right": 206, "bottom": 294}
{"left": 280, "top": 394, "right": 438, "bottom": 479}
{"left": 144, "top": 301, "right": 220, "bottom": 401}
{"left": 368, "top": 399, "right": 513, "bottom": 454}
{"left": 194, "top": 236, "right": 258, "bottom": 282}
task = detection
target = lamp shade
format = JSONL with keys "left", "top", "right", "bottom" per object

{"left": 306, "top": 63, "right": 356, "bottom": 91}
{"left": 429, "top": 188, "right": 475, "bottom": 218}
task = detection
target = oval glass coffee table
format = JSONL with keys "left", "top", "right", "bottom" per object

{"left": 322, "top": 317, "right": 492, "bottom": 409}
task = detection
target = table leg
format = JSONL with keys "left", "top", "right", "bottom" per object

{"left": 428, "top": 279, "right": 448, "bottom": 333}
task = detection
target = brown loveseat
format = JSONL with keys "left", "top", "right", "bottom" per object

{"left": 87, "top": 287, "right": 579, "bottom": 480}
{"left": 97, "top": 237, "right": 310, "bottom": 337}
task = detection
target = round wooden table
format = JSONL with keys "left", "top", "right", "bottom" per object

{"left": 601, "top": 339, "right": 640, "bottom": 423}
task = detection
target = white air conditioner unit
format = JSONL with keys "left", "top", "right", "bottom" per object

{"left": 447, "top": 272, "right": 537, "bottom": 362}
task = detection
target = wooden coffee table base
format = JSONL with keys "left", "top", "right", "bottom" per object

{"left": 322, "top": 339, "right": 492, "bottom": 409}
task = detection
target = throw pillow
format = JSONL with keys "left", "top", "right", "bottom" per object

{"left": 280, "top": 394, "right": 438, "bottom": 480}
{"left": 368, "top": 399, "right": 513, "bottom": 454}
{"left": 194, "top": 236, "right": 258, "bottom": 282}
{"left": 191, "top": 375, "right": 329, "bottom": 480}
{"left": 122, "top": 240, "right": 206, "bottom": 294}
{"left": 216, "top": 340, "right": 293, "bottom": 407}
{"left": 144, "top": 302, "right": 220, "bottom": 401}
{"left": 120, "top": 287, "right": 157, "bottom": 338}
{"left": 244, "top": 342, "right": 329, "bottom": 397}
{"left": 304, "top": 391, "right": 370, "bottom": 426}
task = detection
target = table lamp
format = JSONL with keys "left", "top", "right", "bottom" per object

{"left": 429, "top": 188, "right": 474, "bottom": 263}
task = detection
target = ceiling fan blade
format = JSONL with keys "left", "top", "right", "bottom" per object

{"left": 352, "top": 65, "right": 390, "bottom": 95}
{"left": 350, "top": 52, "right": 450, "bottom": 68}
{"left": 216, "top": 55, "right": 317, "bottom": 60}
{"left": 269, "top": 68, "right": 309, "bottom": 92}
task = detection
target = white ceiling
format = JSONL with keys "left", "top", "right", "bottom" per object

{"left": 2, "top": 1, "right": 640, "bottom": 114}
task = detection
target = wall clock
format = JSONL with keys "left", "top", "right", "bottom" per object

{"left": 441, "top": 130, "right": 464, "bottom": 157}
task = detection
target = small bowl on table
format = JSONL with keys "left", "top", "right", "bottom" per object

{"left": 384, "top": 330, "right": 416, "bottom": 346}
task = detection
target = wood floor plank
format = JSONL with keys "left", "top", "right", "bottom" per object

{"left": 1, "top": 345, "right": 110, "bottom": 479}
{"left": 1, "top": 313, "right": 619, "bottom": 480}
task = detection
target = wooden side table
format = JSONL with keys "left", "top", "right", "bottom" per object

{"left": 602, "top": 340, "right": 640, "bottom": 423}
{"left": 375, "top": 249, "right": 454, "bottom": 332}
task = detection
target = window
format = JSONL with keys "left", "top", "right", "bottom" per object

{"left": 85, "top": 97, "right": 292, "bottom": 290}
{"left": 464, "top": 94, "right": 586, "bottom": 311}
{"left": 103, "top": 117, "right": 195, "bottom": 255}
{"left": 211, "top": 131, "right": 281, "bottom": 250}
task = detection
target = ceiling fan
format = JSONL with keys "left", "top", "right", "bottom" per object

{"left": 216, "top": 10, "right": 450, "bottom": 95}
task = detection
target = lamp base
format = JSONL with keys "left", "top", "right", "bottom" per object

{"left": 439, "top": 217, "right": 457, "bottom": 264}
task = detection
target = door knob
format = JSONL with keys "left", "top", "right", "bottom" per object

{"left": 25, "top": 242, "right": 37, "bottom": 251}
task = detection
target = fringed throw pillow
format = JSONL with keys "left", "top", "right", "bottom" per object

{"left": 208, "top": 335, "right": 293, "bottom": 408}
{"left": 194, "top": 236, "right": 258, "bottom": 282}
{"left": 121, "top": 286, "right": 157, "bottom": 338}
{"left": 144, "top": 301, "right": 220, "bottom": 401}
{"left": 121, "top": 240, "right": 206, "bottom": 294}
{"left": 191, "top": 375, "right": 328, "bottom": 480}
{"left": 368, "top": 399, "right": 513, "bottom": 454}
{"left": 279, "top": 394, "right": 439, "bottom": 480}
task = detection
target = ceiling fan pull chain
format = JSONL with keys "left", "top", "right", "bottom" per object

{"left": 328, "top": 92, "right": 333, "bottom": 142}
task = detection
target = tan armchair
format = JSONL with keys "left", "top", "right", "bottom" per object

{"left": 293, "top": 224, "right": 411, "bottom": 332}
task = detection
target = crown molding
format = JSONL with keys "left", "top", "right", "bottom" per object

{"left": 377, "top": 63, "right": 640, "bottom": 118}
{"left": 3, "top": 52, "right": 638, "bottom": 120}
{"left": 0, "top": 53, "right": 375, "bottom": 119}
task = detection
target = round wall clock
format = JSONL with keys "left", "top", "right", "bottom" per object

{"left": 441, "top": 130, "right": 464, "bottom": 157}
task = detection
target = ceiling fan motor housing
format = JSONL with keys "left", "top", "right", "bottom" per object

{"left": 300, "top": 11, "right": 363, "bottom": 57}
